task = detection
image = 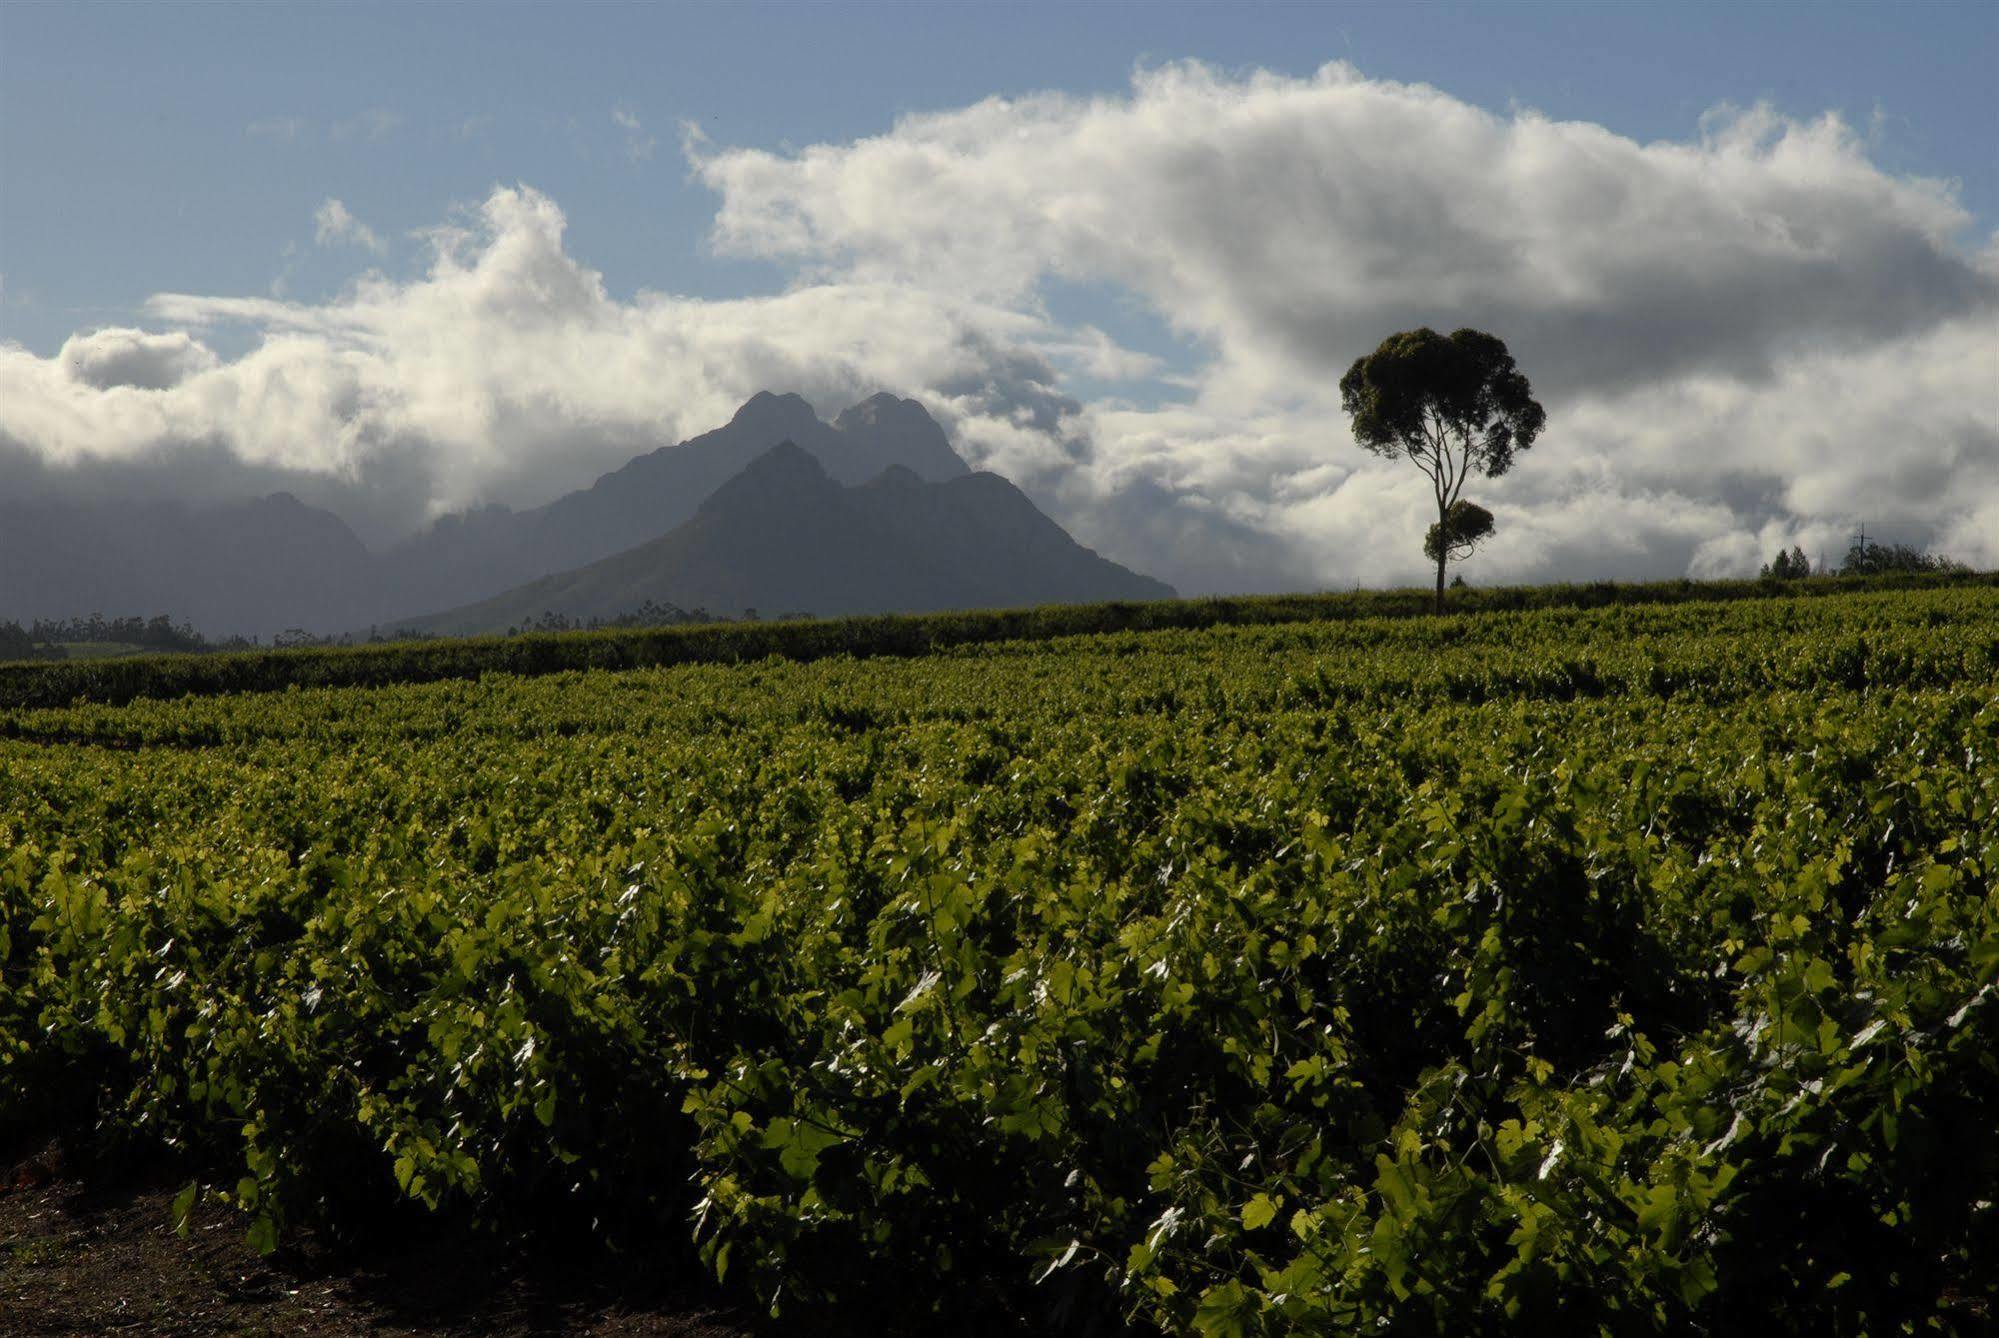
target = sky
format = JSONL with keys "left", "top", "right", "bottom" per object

{"left": 3, "top": 0, "right": 1995, "bottom": 593}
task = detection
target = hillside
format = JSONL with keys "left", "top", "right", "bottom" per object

{"left": 392, "top": 440, "right": 1174, "bottom": 635}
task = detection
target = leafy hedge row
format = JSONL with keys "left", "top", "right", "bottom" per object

{"left": 1, "top": 569, "right": 1989, "bottom": 709}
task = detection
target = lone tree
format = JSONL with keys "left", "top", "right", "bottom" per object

{"left": 1340, "top": 328, "right": 1544, "bottom": 610}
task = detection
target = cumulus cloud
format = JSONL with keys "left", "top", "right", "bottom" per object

{"left": 697, "top": 64, "right": 1990, "bottom": 401}
{"left": 313, "top": 198, "right": 385, "bottom": 253}
{"left": 56, "top": 327, "right": 220, "bottom": 391}
{"left": 1, "top": 63, "right": 1993, "bottom": 586}
{"left": 693, "top": 61, "right": 1999, "bottom": 583}
{"left": 0, "top": 186, "right": 1110, "bottom": 543}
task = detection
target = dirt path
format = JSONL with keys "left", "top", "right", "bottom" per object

{"left": 0, "top": 1148, "right": 754, "bottom": 1336}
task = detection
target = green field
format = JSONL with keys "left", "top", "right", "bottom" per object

{"left": 2, "top": 586, "right": 1995, "bottom": 1332}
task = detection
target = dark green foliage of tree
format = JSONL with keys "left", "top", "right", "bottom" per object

{"left": 1424, "top": 500, "right": 1496, "bottom": 567}
{"left": 1340, "top": 328, "right": 1545, "bottom": 611}
{"left": 1759, "top": 545, "right": 1812, "bottom": 581}
{"left": 1840, "top": 539, "right": 1963, "bottom": 576}
{"left": 0, "top": 622, "right": 33, "bottom": 662}
{"left": 502, "top": 600, "right": 729, "bottom": 637}
{"left": 30, "top": 613, "right": 209, "bottom": 652}
{"left": 270, "top": 628, "right": 327, "bottom": 650}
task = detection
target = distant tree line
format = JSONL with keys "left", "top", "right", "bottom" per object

{"left": 1839, "top": 538, "right": 1965, "bottom": 576}
{"left": 0, "top": 602, "right": 800, "bottom": 665}
{"left": 1761, "top": 539, "right": 1965, "bottom": 582}
{"left": 496, "top": 600, "right": 730, "bottom": 638}
{"left": 28, "top": 613, "right": 215, "bottom": 651}
{"left": 394, "top": 600, "right": 812, "bottom": 641}
{"left": 0, "top": 623, "right": 41, "bottom": 662}
{"left": 0, "top": 613, "right": 246, "bottom": 663}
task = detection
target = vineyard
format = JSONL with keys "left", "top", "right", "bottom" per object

{"left": 2, "top": 586, "right": 1995, "bottom": 1332}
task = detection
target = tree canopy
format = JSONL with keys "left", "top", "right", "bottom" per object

{"left": 1424, "top": 500, "right": 1496, "bottom": 566}
{"left": 1840, "top": 539, "right": 1963, "bottom": 576}
{"left": 1760, "top": 546, "right": 1812, "bottom": 581}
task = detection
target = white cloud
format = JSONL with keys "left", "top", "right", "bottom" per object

{"left": 2, "top": 63, "right": 1994, "bottom": 587}
{"left": 55, "top": 327, "right": 219, "bottom": 392}
{"left": 0, "top": 186, "right": 1095, "bottom": 543}
{"left": 691, "top": 61, "right": 1999, "bottom": 585}
{"left": 247, "top": 115, "right": 306, "bottom": 141}
{"left": 331, "top": 108, "right": 402, "bottom": 142}
{"left": 613, "top": 106, "right": 657, "bottom": 163}
{"left": 313, "top": 198, "right": 385, "bottom": 253}
{"left": 695, "top": 64, "right": 1988, "bottom": 399}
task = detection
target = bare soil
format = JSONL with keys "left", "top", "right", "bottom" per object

{"left": 0, "top": 1144, "right": 755, "bottom": 1337}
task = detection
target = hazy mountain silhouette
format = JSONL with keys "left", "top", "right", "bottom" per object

{"left": 372, "top": 392, "right": 971, "bottom": 621}
{"left": 392, "top": 441, "right": 1175, "bottom": 635}
{"left": 0, "top": 392, "right": 983, "bottom": 638}
{"left": 0, "top": 393, "right": 1170, "bottom": 639}
{"left": 0, "top": 492, "right": 379, "bottom": 636}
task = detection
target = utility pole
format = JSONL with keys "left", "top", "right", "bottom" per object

{"left": 1847, "top": 521, "right": 1876, "bottom": 572}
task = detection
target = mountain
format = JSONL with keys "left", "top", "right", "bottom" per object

{"left": 393, "top": 442, "right": 1174, "bottom": 636}
{"left": 372, "top": 392, "right": 970, "bottom": 620}
{"left": 0, "top": 493, "right": 378, "bottom": 636}
{"left": 830, "top": 393, "right": 973, "bottom": 484}
{"left": 0, "top": 392, "right": 976, "bottom": 638}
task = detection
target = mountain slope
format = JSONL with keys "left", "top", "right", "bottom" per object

{"left": 396, "top": 443, "right": 1173, "bottom": 635}
{"left": 374, "top": 392, "right": 970, "bottom": 620}
{"left": 0, "top": 493, "right": 379, "bottom": 636}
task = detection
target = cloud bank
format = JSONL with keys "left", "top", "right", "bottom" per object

{"left": 3, "top": 63, "right": 1993, "bottom": 585}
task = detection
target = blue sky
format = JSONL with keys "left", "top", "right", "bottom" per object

{"left": 2, "top": 1, "right": 1994, "bottom": 593}
{"left": 4, "top": 1, "right": 1991, "bottom": 355}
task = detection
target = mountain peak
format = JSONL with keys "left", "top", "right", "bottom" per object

{"left": 830, "top": 392, "right": 970, "bottom": 482}
{"left": 834, "top": 392, "right": 933, "bottom": 433}
{"left": 749, "top": 438, "right": 825, "bottom": 474}
{"left": 865, "top": 463, "right": 924, "bottom": 489}
{"left": 729, "top": 390, "right": 820, "bottom": 433}
{"left": 699, "top": 439, "right": 836, "bottom": 515}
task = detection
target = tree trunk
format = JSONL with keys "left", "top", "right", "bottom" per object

{"left": 1434, "top": 499, "right": 1449, "bottom": 614}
